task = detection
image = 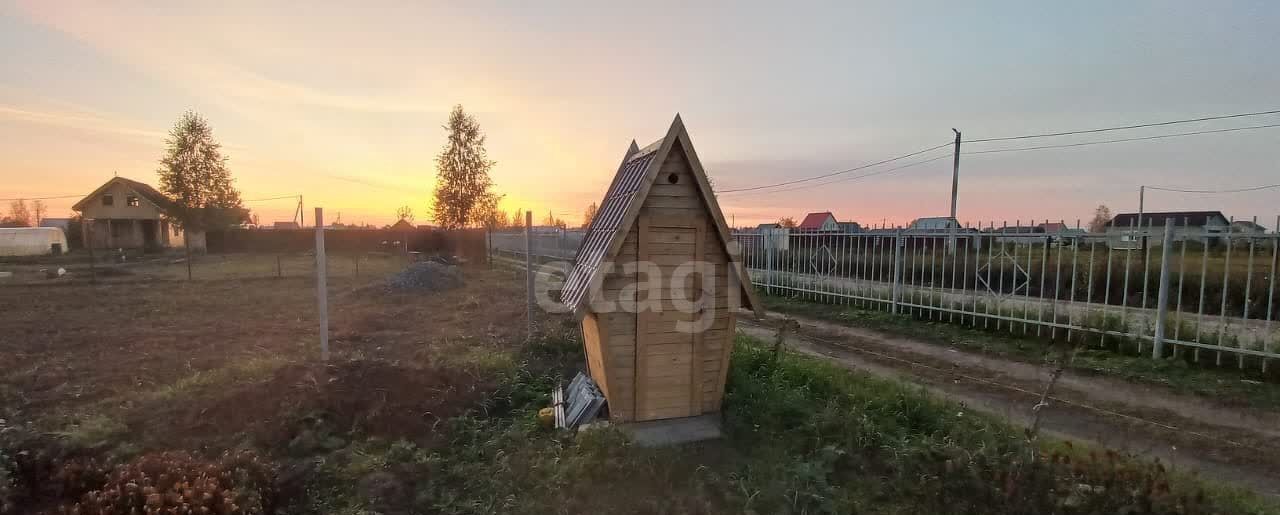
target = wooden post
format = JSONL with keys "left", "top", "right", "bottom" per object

{"left": 354, "top": 254, "right": 359, "bottom": 277}
{"left": 525, "top": 210, "right": 535, "bottom": 341}
{"left": 276, "top": 254, "right": 282, "bottom": 278}
{"left": 184, "top": 231, "right": 192, "bottom": 280}
{"left": 315, "top": 208, "right": 329, "bottom": 361}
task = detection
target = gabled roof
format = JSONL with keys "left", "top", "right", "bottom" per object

{"left": 798, "top": 211, "right": 835, "bottom": 230}
{"left": 1231, "top": 220, "right": 1267, "bottom": 230}
{"left": 1038, "top": 222, "right": 1069, "bottom": 233}
{"left": 72, "top": 176, "right": 176, "bottom": 214}
{"left": 560, "top": 115, "right": 761, "bottom": 318}
{"left": 908, "top": 216, "right": 959, "bottom": 230}
{"left": 388, "top": 219, "right": 415, "bottom": 230}
{"left": 1110, "top": 211, "right": 1227, "bottom": 228}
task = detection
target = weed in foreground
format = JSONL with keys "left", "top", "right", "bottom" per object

{"left": 326, "top": 334, "right": 1278, "bottom": 515}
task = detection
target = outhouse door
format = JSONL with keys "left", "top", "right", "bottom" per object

{"left": 634, "top": 214, "right": 707, "bottom": 421}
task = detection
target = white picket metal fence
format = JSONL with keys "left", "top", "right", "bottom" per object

{"left": 734, "top": 220, "right": 1280, "bottom": 371}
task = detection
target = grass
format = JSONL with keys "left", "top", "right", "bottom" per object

{"left": 291, "top": 334, "right": 1277, "bottom": 515}
{"left": 3, "top": 258, "right": 1276, "bottom": 513}
{"left": 762, "top": 293, "right": 1280, "bottom": 411}
{"left": 6, "top": 325, "right": 1275, "bottom": 513}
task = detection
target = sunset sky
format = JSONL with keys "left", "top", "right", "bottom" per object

{"left": 2, "top": 1, "right": 1278, "bottom": 228}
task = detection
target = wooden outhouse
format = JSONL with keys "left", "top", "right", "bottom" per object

{"left": 561, "top": 115, "right": 761, "bottom": 422}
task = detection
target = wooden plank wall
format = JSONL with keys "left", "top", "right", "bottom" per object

{"left": 598, "top": 222, "right": 639, "bottom": 421}
{"left": 584, "top": 140, "right": 739, "bottom": 422}
{"left": 580, "top": 313, "right": 610, "bottom": 401}
{"left": 642, "top": 142, "right": 735, "bottom": 419}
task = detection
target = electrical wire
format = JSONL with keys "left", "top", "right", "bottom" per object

{"left": 1146, "top": 184, "right": 1280, "bottom": 194}
{"left": 0, "top": 194, "right": 83, "bottom": 201}
{"left": 963, "top": 123, "right": 1280, "bottom": 155}
{"left": 716, "top": 108, "right": 1280, "bottom": 196}
{"left": 967, "top": 108, "right": 1280, "bottom": 143}
{"left": 243, "top": 195, "right": 300, "bottom": 202}
{"left": 720, "top": 152, "right": 953, "bottom": 198}
{"left": 717, "top": 141, "right": 952, "bottom": 193}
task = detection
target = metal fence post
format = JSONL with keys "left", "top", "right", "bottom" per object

{"left": 525, "top": 211, "right": 535, "bottom": 341}
{"left": 891, "top": 229, "right": 903, "bottom": 314}
{"left": 765, "top": 230, "right": 774, "bottom": 295}
{"left": 315, "top": 207, "right": 329, "bottom": 361}
{"left": 1152, "top": 218, "right": 1175, "bottom": 359}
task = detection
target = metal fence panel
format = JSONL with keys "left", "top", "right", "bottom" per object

{"left": 729, "top": 225, "right": 1280, "bottom": 370}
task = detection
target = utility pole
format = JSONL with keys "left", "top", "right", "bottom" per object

{"left": 949, "top": 128, "right": 961, "bottom": 221}
{"left": 948, "top": 128, "right": 962, "bottom": 253}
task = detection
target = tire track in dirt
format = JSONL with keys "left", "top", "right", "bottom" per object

{"left": 739, "top": 315, "right": 1280, "bottom": 498}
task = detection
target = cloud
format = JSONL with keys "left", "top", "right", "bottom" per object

{"left": 0, "top": 104, "right": 165, "bottom": 142}
{"left": 10, "top": 2, "right": 462, "bottom": 116}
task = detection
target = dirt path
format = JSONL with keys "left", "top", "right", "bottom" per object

{"left": 740, "top": 312, "right": 1280, "bottom": 498}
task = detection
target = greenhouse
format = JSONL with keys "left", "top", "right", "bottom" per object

{"left": 0, "top": 227, "right": 68, "bottom": 257}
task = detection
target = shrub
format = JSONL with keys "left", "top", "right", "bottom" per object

{"left": 51, "top": 450, "right": 276, "bottom": 515}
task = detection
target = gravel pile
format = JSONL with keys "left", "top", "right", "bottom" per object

{"left": 385, "top": 261, "right": 462, "bottom": 292}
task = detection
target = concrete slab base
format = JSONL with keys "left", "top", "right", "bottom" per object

{"left": 618, "top": 414, "right": 722, "bottom": 447}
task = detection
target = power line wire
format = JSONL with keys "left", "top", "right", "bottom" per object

{"left": 0, "top": 194, "right": 82, "bottom": 201}
{"left": 963, "top": 123, "right": 1280, "bottom": 155}
{"left": 716, "top": 108, "right": 1280, "bottom": 196}
{"left": 968, "top": 108, "right": 1280, "bottom": 143}
{"left": 721, "top": 152, "right": 953, "bottom": 198}
{"left": 717, "top": 141, "right": 952, "bottom": 193}
{"left": 1146, "top": 184, "right": 1280, "bottom": 194}
{"left": 243, "top": 195, "right": 300, "bottom": 202}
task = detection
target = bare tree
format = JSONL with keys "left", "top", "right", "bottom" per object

{"left": 395, "top": 205, "right": 415, "bottom": 225}
{"left": 581, "top": 202, "right": 598, "bottom": 229}
{"left": 33, "top": 200, "right": 46, "bottom": 226}
{"left": 510, "top": 209, "right": 525, "bottom": 229}
{"left": 543, "top": 211, "right": 567, "bottom": 230}
{"left": 4, "top": 200, "right": 33, "bottom": 227}
{"left": 776, "top": 216, "right": 798, "bottom": 229}
{"left": 1087, "top": 205, "right": 1112, "bottom": 233}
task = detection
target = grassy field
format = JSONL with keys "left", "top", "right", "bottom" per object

{"left": 1, "top": 258, "right": 1275, "bottom": 513}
